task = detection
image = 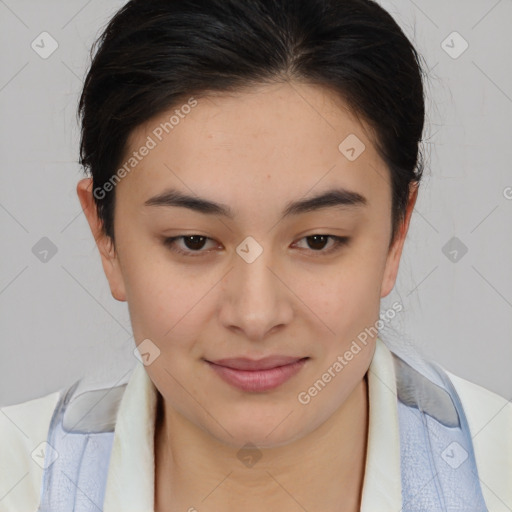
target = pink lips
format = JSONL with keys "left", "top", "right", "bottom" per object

{"left": 205, "top": 355, "right": 309, "bottom": 392}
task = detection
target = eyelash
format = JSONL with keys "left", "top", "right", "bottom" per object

{"left": 162, "top": 234, "right": 350, "bottom": 258}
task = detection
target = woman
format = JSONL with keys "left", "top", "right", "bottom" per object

{"left": 1, "top": 0, "right": 510, "bottom": 511}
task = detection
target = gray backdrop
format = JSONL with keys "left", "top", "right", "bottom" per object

{"left": 1, "top": 0, "right": 511, "bottom": 406}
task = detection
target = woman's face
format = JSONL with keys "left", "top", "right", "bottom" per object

{"left": 78, "top": 81, "right": 415, "bottom": 449}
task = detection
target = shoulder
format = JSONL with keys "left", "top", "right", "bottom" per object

{"left": 444, "top": 368, "right": 512, "bottom": 511}
{"left": 445, "top": 368, "right": 512, "bottom": 436}
{"left": 0, "top": 389, "right": 62, "bottom": 512}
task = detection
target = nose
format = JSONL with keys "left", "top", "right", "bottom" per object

{"left": 218, "top": 246, "right": 293, "bottom": 342}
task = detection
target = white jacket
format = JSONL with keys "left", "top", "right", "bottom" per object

{"left": 1, "top": 338, "right": 511, "bottom": 511}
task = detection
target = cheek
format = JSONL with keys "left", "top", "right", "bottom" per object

{"left": 128, "top": 281, "right": 196, "bottom": 340}
{"left": 305, "top": 257, "right": 384, "bottom": 339}
{"left": 123, "top": 262, "right": 217, "bottom": 360}
{"left": 119, "top": 247, "right": 185, "bottom": 339}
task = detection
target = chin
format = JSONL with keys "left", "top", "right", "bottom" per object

{"left": 206, "top": 415, "right": 307, "bottom": 451}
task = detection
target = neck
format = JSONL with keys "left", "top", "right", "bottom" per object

{"left": 154, "top": 373, "right": 369, "bottom": 512}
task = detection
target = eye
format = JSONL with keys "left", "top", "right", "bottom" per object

{"left": 163, "top": 234, "right": 350, "bottom": 257}
{"left": 163, "top": 235, "right": 218, "bottom": 256}
{"left": 293, "top": 235, "right": 350, "bottom": 255}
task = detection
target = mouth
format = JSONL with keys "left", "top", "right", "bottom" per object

{"left": 207, "top": 355, "right": 309, "bottom": 371}
{"left": 204, "top": 356, "right": 310, "bottom": 392}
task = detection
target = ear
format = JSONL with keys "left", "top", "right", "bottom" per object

{"left": 380, "top": 182, "right": 418, "bottom": 298}
{"left": 76, "top": 178, "right": 127, "bottom": 302}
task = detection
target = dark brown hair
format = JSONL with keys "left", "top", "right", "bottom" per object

{"left": 78, "top": 0, "right": 427, "bottom": 248}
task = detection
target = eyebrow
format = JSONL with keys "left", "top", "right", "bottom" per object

{"left": 144, "top": 187, "right": 367, "bottom": 219}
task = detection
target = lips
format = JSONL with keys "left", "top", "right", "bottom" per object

{"left": 205, "top": 356, "right": 309, "bottom": 392}
{"left": 207, "top": 355, "right": 308, "bottom": 371}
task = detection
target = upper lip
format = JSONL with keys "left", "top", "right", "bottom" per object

{"left": 206, "top": 355, "right": 307, "bottom": 371}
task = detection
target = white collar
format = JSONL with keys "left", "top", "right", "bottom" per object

{"left": 102, "top": 337, "right": 402, "bottom": 511}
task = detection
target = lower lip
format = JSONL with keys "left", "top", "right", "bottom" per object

{"left": 206, "top": 359, "right": 309, "bottom": 392}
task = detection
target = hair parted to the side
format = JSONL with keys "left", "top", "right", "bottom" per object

{"left": 78, "top": 0, "right": 428, "bottom": 250}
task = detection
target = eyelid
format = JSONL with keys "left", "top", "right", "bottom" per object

{"left": 292, "top": 235, "right": 350, "bottom": 255}
{"left": 162, "top": 235, "right": 219, "bottom": 257}
{"left": 162, "top": 234, "right": 350, "bottom": 257}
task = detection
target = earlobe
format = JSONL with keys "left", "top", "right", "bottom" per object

{"left": 76, "top": 178, "right": 127, "bottom": 302}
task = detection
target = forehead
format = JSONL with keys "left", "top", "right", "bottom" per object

{"left": 117, "top": 81, "right": 390, "bottom": 214}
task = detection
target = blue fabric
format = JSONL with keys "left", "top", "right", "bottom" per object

{"left": 37, "top": 352, "right": 489, "bottom": 511}
{"left": 37, "top": 381, "right": 114, "bottom": 512}
{"left": 396, "top": 357, "right": 488, "bottom": 511}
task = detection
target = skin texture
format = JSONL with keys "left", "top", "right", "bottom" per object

{"left": 77, "top": 81, "right": 418, "bottom": 512}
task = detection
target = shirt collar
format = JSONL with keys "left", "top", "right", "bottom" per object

{"left": 103, "top": 337, "right": 402, "bottom": 512}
